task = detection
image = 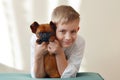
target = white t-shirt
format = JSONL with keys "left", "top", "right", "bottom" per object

{"left": 30, "top": 34, "right": 85, "bottom": 78}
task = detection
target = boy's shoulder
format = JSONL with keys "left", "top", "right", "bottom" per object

{"left": 76, "top": 34, "right": 85, "bottom": 45}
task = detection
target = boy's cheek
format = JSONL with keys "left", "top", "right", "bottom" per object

{"left": 56, "top": 34, "right": 63, "bottom": 40}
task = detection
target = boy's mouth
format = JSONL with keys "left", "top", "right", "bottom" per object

{"left": 63, "top": 41, "right": 72, "bottom": 45}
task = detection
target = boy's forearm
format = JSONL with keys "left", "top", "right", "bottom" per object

{"left": 33, "top": 55, "right": 46, "bottom": 78}
{"left": 55, "top": 51, "right": 68, "bottom": 76}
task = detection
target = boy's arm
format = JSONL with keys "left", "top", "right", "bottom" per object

{"left": 32, "top": 55, "right": 46, "bottom": 78}
{"left": 55, "top": 50, "right": 68, "bottom": 76}
{"left": 47, "top": 40, "right": 68, "bottom": 76}
{"left": 30, "top": 34, "right": 46, "bottom": 78}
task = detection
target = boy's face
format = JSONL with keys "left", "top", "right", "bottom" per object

{"left": 56, "top": 19, "right": 79, "bottom": 48}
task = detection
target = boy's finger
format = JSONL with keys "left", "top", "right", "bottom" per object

{"left": 54, "top": 40, "right": 58, "bottom": 43}
{"left": 41, "top": 42, "right": 45, "bottom": 45}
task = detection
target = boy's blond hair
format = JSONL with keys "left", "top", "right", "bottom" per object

{"left": 51, "top": 5, "right": 80, "bottom": 25}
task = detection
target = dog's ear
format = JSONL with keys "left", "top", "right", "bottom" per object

{"left": 30, "top": 21, "right": 39, "bottom": 33}
{"left": 50, "top": 21, "right": 56, "bottom": 31}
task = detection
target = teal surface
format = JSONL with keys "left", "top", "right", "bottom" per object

{"left": 0, "top": 72, "right": 104, "bottom": 80}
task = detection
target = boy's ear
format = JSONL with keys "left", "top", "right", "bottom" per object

{"left": 30, "top": 21, "right": 39, "bottom": 33}
{"left": 77, "top": 27, "right": 80, "bottom": 32}
{"left": 50, "top": 21, "right": 56, "bottom": 31}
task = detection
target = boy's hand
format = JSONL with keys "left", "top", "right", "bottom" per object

{"left": 35, "top": 42, "right": 48, "bottom": 59}
{"left": 48, "top": 40, "right": 63, "bottom": 55}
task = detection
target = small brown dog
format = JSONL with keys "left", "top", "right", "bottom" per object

{"left": 30, "top": 21, "right": 60, "bottom": 78}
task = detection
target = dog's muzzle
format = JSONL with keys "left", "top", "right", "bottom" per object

{"left": 37, "top": 32, "right": 54, "bottom": 44}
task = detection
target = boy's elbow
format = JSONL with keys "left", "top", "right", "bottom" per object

{"left": 35, "top": 74, "right": 43, "bottom": 78}
{"left": 35, "top": 73, "right": 46, "bottom": 78}
{"left": 31, "top": 73, "right": 45, "bottom": 78}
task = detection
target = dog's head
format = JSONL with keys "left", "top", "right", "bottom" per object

{"left": 30, "top": 21, "right": 56, "bottom": 44}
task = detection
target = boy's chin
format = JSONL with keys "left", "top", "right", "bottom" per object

{"left": 62, "top": 44, "right": 72, "bottom": 48}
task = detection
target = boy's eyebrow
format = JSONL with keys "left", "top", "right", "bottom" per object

{"left": 59, "top": 28, "right": 66, "bottom": 30}
{"left": 60, "top": 29, "right": 66, "bottom": 31}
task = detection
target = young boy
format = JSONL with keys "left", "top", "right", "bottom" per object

{"left": 30, "top": 5, "right": 85, "bottom": 78}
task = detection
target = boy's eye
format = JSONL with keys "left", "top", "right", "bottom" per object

{"left": 71, "top": 30, "right": 77, "bottom": 34}
{"left": 60, "top": 30, "right": 66, "bottom": 33}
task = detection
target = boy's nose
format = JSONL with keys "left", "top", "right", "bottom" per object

{"left": 65, "top": 33, "right": 72, "bottom": 40}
